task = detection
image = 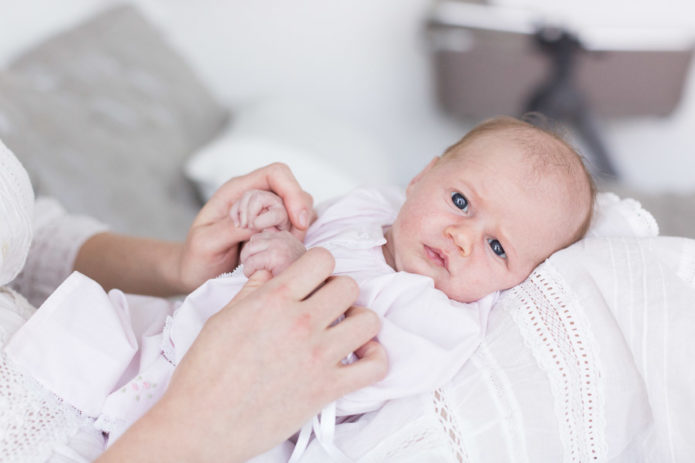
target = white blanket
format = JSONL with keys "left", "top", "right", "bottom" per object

{"left": 1, "top": 192, "right": 693, "bottom": 462}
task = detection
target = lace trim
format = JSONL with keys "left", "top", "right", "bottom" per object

{"left": 615, "top": 195, "right": 659, "bottom": 237}
{"left": 509, "top": 266, "right": 606, "bottom": 462}
{"left": 595, "top": 192, "right": 659, "bottom": 238}
{"left": 0, "top": 352, "right": 89, "bottom": 462}
{"left": 433, "top": 387, "right": 470, "bottom": 463}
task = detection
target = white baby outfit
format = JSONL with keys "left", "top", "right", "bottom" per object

{"left": 4, "top": 186, "right": 495, "bottom": 460}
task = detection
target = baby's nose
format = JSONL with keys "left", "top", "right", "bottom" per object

{"left": 444, "top": 225, "right": 473, "bottom": 257}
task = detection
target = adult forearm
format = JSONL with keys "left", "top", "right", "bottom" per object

{"left": 73, "top": 232, "right": 185, "bottom": 296}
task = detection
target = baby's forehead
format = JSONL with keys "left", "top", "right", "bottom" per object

{"left": 442, "top": 125, "right": 593, "bottom": 262}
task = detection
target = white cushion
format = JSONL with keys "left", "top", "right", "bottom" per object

{"left": 184, "top": 98, "right": 396, "bottom": 206}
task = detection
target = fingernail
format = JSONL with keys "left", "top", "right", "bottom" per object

{"left": 299, "top": 209, "right": 309, "bottom": 228}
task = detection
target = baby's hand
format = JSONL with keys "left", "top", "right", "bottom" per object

{"left": 240, "top": 229, "right": 307, "bottom": 277}
{"left": 230, "top": 189, "right": 291, "bottom": 232}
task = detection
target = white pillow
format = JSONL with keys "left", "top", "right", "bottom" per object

{"left": 542, "top": 235, "right": 695, "bottom": 460}
{"left": 184, "top": 99, "right": 396, "bottom": 205}
{"left": 587, "top": 191, "right": 659, "bottom": 238}
{"left": 533, "top": 193, "right": 694, "bottom": 460}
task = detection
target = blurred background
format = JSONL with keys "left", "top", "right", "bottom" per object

{"left": 1, "top": 0, "right": 693, "bottom": 237}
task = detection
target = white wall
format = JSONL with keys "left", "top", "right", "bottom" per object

{"left": 134, "top": 0, "right": 468, "bottom": 185}
{"left": 2, "top": 0, "right": 695, "bottom": 192}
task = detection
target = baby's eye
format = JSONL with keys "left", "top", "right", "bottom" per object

{"left": 488, "top": 239, "right": 507, "bottom": 258}
{"left": 451, "top": 192, "right": 468, "bottom": 211}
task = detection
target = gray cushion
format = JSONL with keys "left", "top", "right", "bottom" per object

{"left": 0, "top": 5, "right": 228, "bottom": 239}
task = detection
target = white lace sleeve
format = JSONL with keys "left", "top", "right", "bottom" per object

{"left": 0, "top": 352, "right": 98, "bottom": 463}
{"left": 9, "top": 197, "right": 108, "bottom": 308}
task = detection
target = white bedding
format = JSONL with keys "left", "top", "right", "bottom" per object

{"left": 1, "top": 192, "right": 693, "bottom": 462}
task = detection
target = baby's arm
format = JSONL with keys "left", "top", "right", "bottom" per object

{"left": 240, "top": 229, "right": 306, "bottom": 277}
{"left": 230, "top": 189, "right": 291, "bottom": 232}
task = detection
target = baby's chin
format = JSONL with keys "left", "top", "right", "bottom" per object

{"left": 435, "top": 276, "right": 517, "bottom": 303}
{"left": 435, "top": 281, "right": 481, "bottom": 304}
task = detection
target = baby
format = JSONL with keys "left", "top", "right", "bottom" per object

{"left": 235, "top": 115, "right": 593, "bottom": 303}
{"left": 233, "top": 115, "right": 594, "bottom": 459}
{"left": 4, "top": 116, "right": 594, "bottom": 460}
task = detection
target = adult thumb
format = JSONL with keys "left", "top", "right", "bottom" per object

{"left": 232, "top": 270, "right": 273, "bottom": 302}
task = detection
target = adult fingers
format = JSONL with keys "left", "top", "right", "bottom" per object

{"left": 265, "top": 247, "right": 335, "bottom": 300}
{"left": 213, "top": 163, "right": 312, "bottom": 228}
{"left": 334, "top": 340, "right": 388, "bottom": 396}
{"left": 262, "top": 163, "right": 314, "bottom": 230}
{"left": 231, "top": 269, "right": 273, "bottom": 302}
{"left": 194, "top": 216, "right": 254, "bottom": 256}
{"left": 195, "top": 164, "right": 296, "bottom": 224}
{"left": 303, "top": 275, "right": 360, "bottom": 328}
{"left": 322, "top": 306, "right": 381, "bottom": 363}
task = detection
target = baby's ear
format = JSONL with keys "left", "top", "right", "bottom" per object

{"left": 406, "top": 157, "right": 439, "bottom": 194}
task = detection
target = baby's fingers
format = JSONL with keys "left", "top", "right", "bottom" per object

{"left": 240, "top": 234, "right": 271, "bottom": 258}
{"left": 253, "top": 207, "right": 290, "bottom": 231}
{"left": 242, "top": 250, "right": 278, "bottom": 277}
{"left": 240, "top": 237, "right": 272, "bottom": 277}
{"left": 248, "top": 193, "right": 288, "bottom": 231}
{"left": 230, "top": 190, "right": 255, "bottom": 228}
{"left": 229, "top": 200, "right": 241, "bottom": 228}
{"left": 243, "top": 246, "right": 297, "bottom": 277}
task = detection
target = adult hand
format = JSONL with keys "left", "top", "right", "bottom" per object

{"left": 73, "top": 163, "right": 314, "bottom": 296}
{"left": 176, "top": 163, "right": 315, "bottom": 293}
{"left": 98, "top": 248, "right": 388, "bottom": 463}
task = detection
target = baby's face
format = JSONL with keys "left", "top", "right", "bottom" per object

{"left": 383, "top": 135, "right": 586, "bottom": 303}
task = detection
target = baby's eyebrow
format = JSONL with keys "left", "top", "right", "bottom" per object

{"left": 462, "top": 182, "right": 481, "bottom": 205}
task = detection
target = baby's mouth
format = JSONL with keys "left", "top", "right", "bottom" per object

{"left": 424, "top": 245, "right": 448, "bottom": 270}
